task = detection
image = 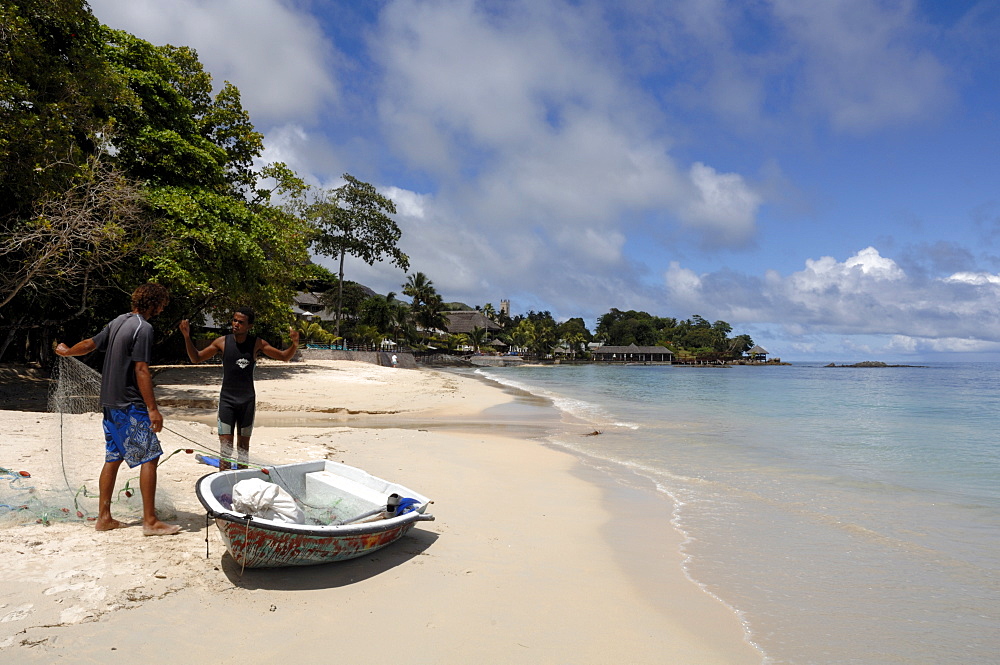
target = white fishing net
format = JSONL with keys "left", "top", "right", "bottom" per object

{"left": 0, "top": 357, "right": 177, "bottom": 526}
{"left": 47, "top": 354, "right": 101, "bottom": 414}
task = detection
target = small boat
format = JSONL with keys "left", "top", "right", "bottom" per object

{"left": 195, "top": 459, "right": 434, "bottom": 568}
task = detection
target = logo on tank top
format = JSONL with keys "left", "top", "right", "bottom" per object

{"left": 236, "top": 358, "right": 250, "bottom": 369}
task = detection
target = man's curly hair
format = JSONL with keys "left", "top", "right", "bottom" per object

{"left": 234, "top": 306, "right": 256, "bottom": 325}
{"left": 131, "top": 283, "right": 170, "bottom": 312}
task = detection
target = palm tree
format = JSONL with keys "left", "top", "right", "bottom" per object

{"left": 562, "top": 331, "right": 586, "bottom": 359}
{"left": 354, "top": 324, "right": 382, "bottom": 350}
{"left": 468, "top": 325, "right": 487, "bottom": 353}
{"left": 295, "top": 320, "right": 339, "bottom": 345}
{"left": 403, "top": 272, "right": 435, "bottom": 308}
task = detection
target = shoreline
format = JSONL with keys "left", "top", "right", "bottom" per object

{"left": 0, "top": 359, "right": 759, "bottom": 663}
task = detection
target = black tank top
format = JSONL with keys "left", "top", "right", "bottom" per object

{"left": 221, "top": 334, "right": 257, "bottom": 400}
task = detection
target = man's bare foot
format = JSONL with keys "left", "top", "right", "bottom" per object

{"left": 142, "top": 521, "right": 181, "bottom": 536}
{"left": 95, "top": 517, "right": 124, "bottom": 531}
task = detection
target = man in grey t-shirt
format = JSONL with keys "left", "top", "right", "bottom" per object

{"left": 55, "top": 283, "right": 180, "bottom": 536}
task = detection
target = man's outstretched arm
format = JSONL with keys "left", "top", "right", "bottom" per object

{"left": 179, "top": 320, "right": 223, "bottom": 364}
{"left": 55, "top": 339, "right": 97, "bottom": 357}
{"left": 259, "top": 327, "right": 300, "bottom": 362}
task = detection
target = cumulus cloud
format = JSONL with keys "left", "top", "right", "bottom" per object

{"left": 680, "top": 163, "right": 761, "bottom": 244}
{"left": 943, "top": 272, "right": 1000, "bottom": 286}
{"left": 664, "top": 247, "right": 1000, "bottom": 354}
{"left": 372, "top": 0, "right": 764, "bottom": 247}
{"left": 88, "top": 0, "right": 338, "bottom": 126}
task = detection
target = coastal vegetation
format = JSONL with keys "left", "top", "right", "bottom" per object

{"left": 0, "top": 0, "right": 754, "bottom": 365}
{"left": 307, "top": 272, "right": 755, "bottom": 362}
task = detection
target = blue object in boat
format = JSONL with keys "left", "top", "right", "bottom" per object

{"left": 394, "top": 498, "right": 421, "bottom": 516}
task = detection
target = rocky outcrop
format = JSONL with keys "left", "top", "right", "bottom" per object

{"left": 824, "top": 361, "right": 925, "bottom": 368}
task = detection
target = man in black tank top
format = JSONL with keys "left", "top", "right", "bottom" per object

{"left": 179, "top": 307, "right": 299, "bottom": 469}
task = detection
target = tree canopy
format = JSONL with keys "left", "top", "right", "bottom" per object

{"left": 0, "top": 1, "right": 314, "bottom": 360}
{"left": 306, "top": 174, "right": 409, "bottom": 336}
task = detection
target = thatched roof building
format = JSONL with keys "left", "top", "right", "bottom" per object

{"left": 440, "top": 311, "right": 501, "bottom": 334}
{"left": 590, "top": 343, "right": 673, "bottom": 362}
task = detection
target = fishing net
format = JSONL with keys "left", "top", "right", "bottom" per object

{"left": 0, "top": 356, "right": 177, "bottom": 527}
{"left": 47, "top": 354, "right": 101, "bottom": 414}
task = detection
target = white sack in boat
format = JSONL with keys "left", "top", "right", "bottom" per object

{"left": 231, "top": 479, "right": 304, "bottom": 524}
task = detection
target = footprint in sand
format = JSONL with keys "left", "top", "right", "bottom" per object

{"left": 0, "top": 604, "right": 33, "bottom": 622}
{"left": 44, "top": 581, "right": 89, "bottom": 596}
{"left": 59, "top": 606, "right": 95, "bottom": 624}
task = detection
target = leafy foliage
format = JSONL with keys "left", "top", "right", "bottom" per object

{"left": 0, "top": 4, "right": 313, "bottom": 360}
{"left": 306, "top": 174, "right": 409, "bottom": 335}
{"left": 594, "top": 308, "right": 752, "bottom": 359}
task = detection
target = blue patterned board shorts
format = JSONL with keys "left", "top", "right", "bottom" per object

{"left": 102, "top": 405, "right": 163, "bottom": 468}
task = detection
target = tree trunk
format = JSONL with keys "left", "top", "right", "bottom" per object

{"left": 336, "top": 247, "right": 346, "bottom": 338}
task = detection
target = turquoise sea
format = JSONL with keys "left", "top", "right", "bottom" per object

{"left": 471, "top": 362, "right": 1000, "bottom": 665}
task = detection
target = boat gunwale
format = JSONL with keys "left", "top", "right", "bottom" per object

{"left": 194, "top": 466, "right": 433, "bottom": 539}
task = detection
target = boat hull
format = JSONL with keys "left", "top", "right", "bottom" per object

{"left": 196, "top": 460, "right": 433, "bottom": 568}
{"left": 214, "top": 516, "right": 421, "bottom": 567}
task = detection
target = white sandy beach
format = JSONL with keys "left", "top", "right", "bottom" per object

{"left": 0, "top": 359, "right": 759, "bottom": 664}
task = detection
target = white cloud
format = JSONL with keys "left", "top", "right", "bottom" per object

{"left": 943, "top": 272, "right": 1000, "bottom": 285}
{"left": 665, "top": 261, "right": 704, "bottom": 301}
{"left": 637, "top": 0, "right": 952, "bottom": 134}
{"left": 680, "top": 162, "right": 761, "bottom": 243}
{"left": 382, "top": 187, "right": 429, "bottom": 220}
{"left": 372, "top": 0, "right": 763, "bottom": 246}
{"left": 662, "top": 247, "right": 1000, "bottom": 354}
{"left": 769, "top": 0, "right": 952, "bottom": 132}
{"left": 789, "top": 247, "right": 905, "bottom": 296}
{"left": 88, "top": 0, "right": 338, "bottom": 126}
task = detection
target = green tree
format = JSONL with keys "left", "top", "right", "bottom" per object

{"left": 318, "top": 280, "right": 371, "bottom": 335}
{"left": 0, "top": 5, "right": 314, "bottom": 360}
{"left": 295, "top": 320, "right": 337, "bottom": 345}
{"left": 307, "top": 174, "right": 409, "bottom": 337}
{"left": 596, "top": 309, "right": 659, "bottom": 346}
{"left": 403, "top": 272, "right": 447, "bottom": 335}
{"left": 468, "top": 325, "right": 487, "bottom": 353}
{"left": 727, "top": 333, "right": 754, "bottom": 358}
{"left": 102, "top": 29, "right": 312, "bottom": 329}
{"left": 557, "top": 317, "right": 592, "bottom": 358}
{"left": 359, "top": 292, "right": 394, "bottom": 334}
{"left": 512, "top": 313, "right": 558, "bottom": 357}
{"left": 0, "top": 1, "right": 135, "bottom": 359}
{"left": 0, "top": 0, "right": 121, "bottom": 225}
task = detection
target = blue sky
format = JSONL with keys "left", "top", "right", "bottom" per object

{"left": 89, "top": 0, "right": 1000, "bottom": 361}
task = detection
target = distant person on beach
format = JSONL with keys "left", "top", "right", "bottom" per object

{"left": 179, "top": 308, "right": 299, "bottom": 470}
{"left": 54, "top": 283, "right": 181, "bottom": 536}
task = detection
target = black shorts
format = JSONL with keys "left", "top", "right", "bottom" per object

{"left": 217, "top": 396, "right": 255, "bottom": 437}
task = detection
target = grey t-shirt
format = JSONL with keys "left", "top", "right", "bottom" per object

{"left": 91, "top": 312, "right": 154, "bottom": 409}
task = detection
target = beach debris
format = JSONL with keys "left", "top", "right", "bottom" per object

{"left": 583, "top": 430, "right": 603, "bottom": 436}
